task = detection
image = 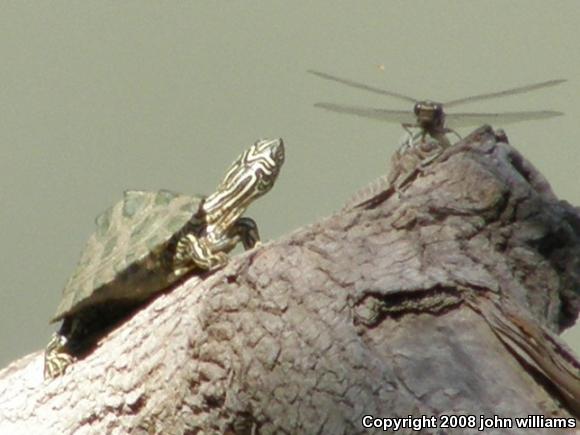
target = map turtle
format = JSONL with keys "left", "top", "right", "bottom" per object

{"left": 44, "top": 138, "right": 285, "bottom": 379}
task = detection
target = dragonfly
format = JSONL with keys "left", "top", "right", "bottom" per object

{"left": 308, "top": 70, "right": 565, "bottom": 148}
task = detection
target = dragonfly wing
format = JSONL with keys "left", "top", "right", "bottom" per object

{"left": 445, "top": 110, "right": 564, "bottom": 129}
{"left": 308, "top": 70, "right": 418, "bottom": 103}
{"left": 444, "top": 79, "right": 566, "bottom": 108}
{"left": 314, "top": 103, "right": 416, "bottom": 124}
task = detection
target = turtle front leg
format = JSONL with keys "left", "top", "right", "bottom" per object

{"left": 44, "top": 333, "right": 74, "bottom": 379}
{"left": 174, "top": 233, "right": 228, "bottom": 273}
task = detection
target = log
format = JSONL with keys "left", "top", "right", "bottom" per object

{"left": 0, "top": 126, "right": 579, "bottom": 434}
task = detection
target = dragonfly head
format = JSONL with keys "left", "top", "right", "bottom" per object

{"left": 414, "top": 101, "right": 445, "bottom": 129}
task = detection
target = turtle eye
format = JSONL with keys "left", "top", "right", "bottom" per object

{"left": 274, "top": 147, "right": 285, "bottom": 163}
{"left": 258, "top": 177, "right": 271, "bottom": 192}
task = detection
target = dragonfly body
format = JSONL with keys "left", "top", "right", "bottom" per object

{"left": 413, "top": 101, "right": 445, "bottom": 134}
{"left": 309, "top": 70, "right": 565, "bottom": 148}
{"left": 406, "top": 100, "right": 452, "bottom": 146}
{"left": 310, "top": 70, "right": 565, "bottom": 197}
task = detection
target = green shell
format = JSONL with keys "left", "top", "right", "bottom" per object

{"left": 52, "top": 189, "right": 202, "bottom": 322}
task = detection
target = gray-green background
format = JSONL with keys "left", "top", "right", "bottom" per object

{"left": 1, "top": 2, "right": 578, "bottom": 369}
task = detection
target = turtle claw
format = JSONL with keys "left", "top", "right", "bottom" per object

{"left": 233, "top": 217, "right": 260, "bottom": 250}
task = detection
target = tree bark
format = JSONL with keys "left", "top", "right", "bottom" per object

{"left": 1, "top": 126, "right": 579, "bottom": 434}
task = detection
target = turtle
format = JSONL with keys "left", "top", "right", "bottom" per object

{"left": 43, "top": 138, "right": 285, "bottom": 379}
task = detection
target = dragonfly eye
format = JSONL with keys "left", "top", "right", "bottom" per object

{"left": 413, "top": 103, "right": 421, "bottom": 115}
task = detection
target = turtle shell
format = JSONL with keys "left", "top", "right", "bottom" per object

{"left": 52, "top": 189, "right": 203, "bottom": 322}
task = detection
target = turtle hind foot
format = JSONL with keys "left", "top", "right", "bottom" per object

{"left": 44, "top": 333, "right": 75, "bottom": 379}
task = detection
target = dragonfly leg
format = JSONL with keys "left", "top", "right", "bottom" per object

{"left": 394, "top": 170, "right": 418, "bottom": 198}
{"left": 401, "top": 123, "right": 417, "bottom": 147}
{"left": 446, "top": 127, "right": 462, "bottom": 142}
{"left": 419, "top": 147, "right": 445, "bottom": 168}
{"left": 429, "top": 131, "right": 452, "bottom": 149}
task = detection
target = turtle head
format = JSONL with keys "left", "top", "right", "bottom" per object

{"left": 201, "top": 138, "right": 285, "bottom": 232}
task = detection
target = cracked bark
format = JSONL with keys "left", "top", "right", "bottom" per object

{"left": 0, "top": 126, "right": 579, "bottom": 434}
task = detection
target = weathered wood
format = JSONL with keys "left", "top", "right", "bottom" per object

{"left": 1, "top": 126, "right": 579, "bottom": 434}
